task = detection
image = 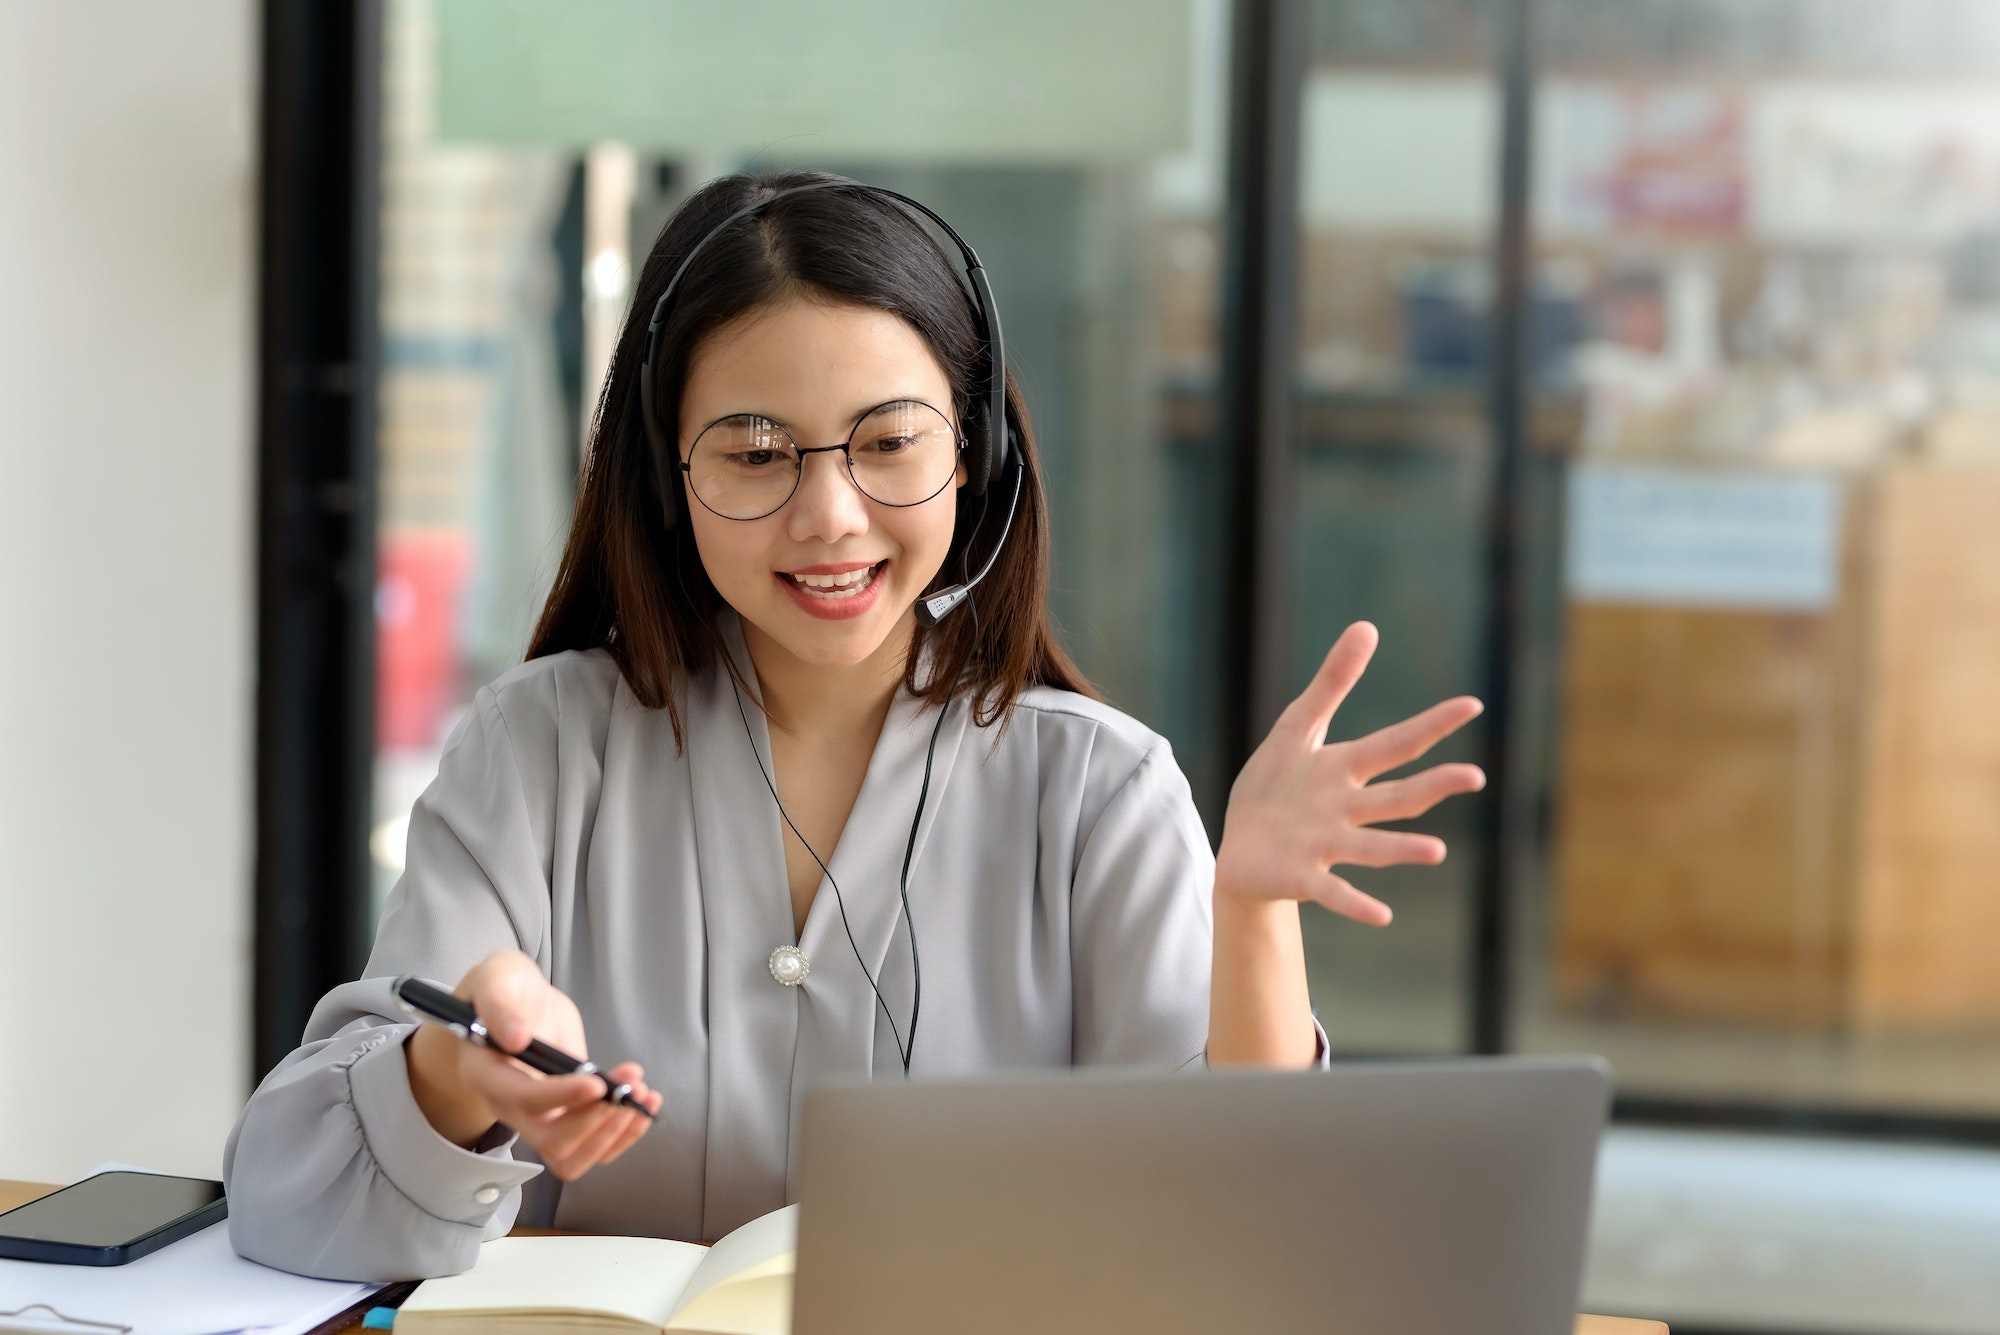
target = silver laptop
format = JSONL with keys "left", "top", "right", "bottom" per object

{"left": 792, "top": 1056, "right": 1609, "bottom": 1335}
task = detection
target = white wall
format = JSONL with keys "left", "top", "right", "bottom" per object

{"left": 0, "top": 0, "right": 255, "bottom": 1183}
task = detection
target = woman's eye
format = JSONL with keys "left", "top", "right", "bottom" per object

{"left": 728, "top": 449, "right": 781, "bottom": 468}
{"left": 862, "top": 435, "right": 914, "bottom": 456}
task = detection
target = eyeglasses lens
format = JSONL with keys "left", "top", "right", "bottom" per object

{"left": 846, "top": 401, "right": 958, "bottom": 506}
{"left": 686, "top": 401, "right": 959, "bottom": 519}
{"left": 687, "top": 416, "right": 800, "bottom": 520}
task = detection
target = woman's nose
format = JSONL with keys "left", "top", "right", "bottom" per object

{"left": 786, "top": 449, "right": 869, "bottom": 542}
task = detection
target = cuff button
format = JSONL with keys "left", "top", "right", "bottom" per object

{"left": 473, "top": 1185, "right": 501, "bottom": 1205}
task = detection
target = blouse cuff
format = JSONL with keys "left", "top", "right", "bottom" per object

{"left": 1182, "top": 1013, "right": 1332, "bottom": 1073}
{"left": 344, "top": 1027, "right": 543, "bottom": 1227}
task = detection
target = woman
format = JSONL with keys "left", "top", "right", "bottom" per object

{"left": 224, "top": 171, "right": 1484, "bottom": 1281}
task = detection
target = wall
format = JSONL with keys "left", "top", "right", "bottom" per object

{"left": 0, "top": 0, "right": 255, "bottom": 1182}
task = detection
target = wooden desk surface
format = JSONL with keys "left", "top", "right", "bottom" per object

{"left": 0, "top": 1180, "right": 1667, "bottom": 1334}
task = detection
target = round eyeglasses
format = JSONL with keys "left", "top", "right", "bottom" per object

{"left": 682, "top": 399, "right": 963, "bottom": 521}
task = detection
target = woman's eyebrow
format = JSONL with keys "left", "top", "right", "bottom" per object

{"left": 700, "top": 397, "right": 950, "bottom": 437}
{"left": 702, "top": 409, "right": 794, "bottom": 432}
{"left": 845, "top": 396, "right": 948, "bottom": 428}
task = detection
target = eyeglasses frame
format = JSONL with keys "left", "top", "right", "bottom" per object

{"left": 678, "top": 399, "right": 968, "bottom": 522}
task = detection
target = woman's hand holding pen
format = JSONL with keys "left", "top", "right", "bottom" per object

{"left": 404, "top": 948, "right": 663, "bottom": 1180}
{"left": 1206, "top": 622, "right": 1484, "bottom": 1067}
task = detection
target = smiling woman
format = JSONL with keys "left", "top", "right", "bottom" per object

{"left": 223, "top": 170, "right": 1485, "bottom": 1284}
{"left": 526, "top": 172, "right": 1088, "bottom": 740}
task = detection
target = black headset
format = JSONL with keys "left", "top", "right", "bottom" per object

{"left": 634, "top": 179, "right": 1023, "bottom": 627}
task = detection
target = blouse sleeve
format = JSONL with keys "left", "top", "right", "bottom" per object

{"left": 1067, "top": 741, "right": 1330, "bottom": 1072}
{"left": 223, "top": 685, "right": 557, "bottom": 1281}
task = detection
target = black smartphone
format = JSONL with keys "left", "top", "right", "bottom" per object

{"left": 0, "top": 1171, "right": 227, "bottom": 1266}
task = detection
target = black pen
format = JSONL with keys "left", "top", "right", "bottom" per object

{"left": 392, "top": 974, "right": 657, "bottom": 1121}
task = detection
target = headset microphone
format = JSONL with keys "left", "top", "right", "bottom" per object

{"left": 914, "top": 458, "right": 1020, "bottom": 627}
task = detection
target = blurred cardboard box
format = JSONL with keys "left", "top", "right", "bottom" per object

{"left": 1554, "top": 430, "right": 2000, "bottom": 1033}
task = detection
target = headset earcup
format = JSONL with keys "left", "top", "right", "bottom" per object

{"left": 999, "top": 420, "right": 1020, "bottom": 490}
{"left": 966, "top": 407, "right": 994, "bottom": 497}
{"left": 658, "top": 470, "right": 679, "bottom": 531}
{"left": 969, "top": 407, "right": 1015, "bottom": 496}
{"left": 635, "top": 360, "right": 680, "bottom": 531}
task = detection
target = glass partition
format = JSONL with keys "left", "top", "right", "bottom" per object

{"left": 1515, "top": 0, "right": 2000, "bottom": 1115}
{"left": 1284, "top": 0, "right": 1508, "bottom": 1055}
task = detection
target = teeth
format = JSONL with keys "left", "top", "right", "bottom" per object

{"left": 788, "top": 563, "right": 878, "bottom": 597}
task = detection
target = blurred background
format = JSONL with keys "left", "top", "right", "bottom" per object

{"left": 5, "top": 0, "right": 2000, "bottom": 1330}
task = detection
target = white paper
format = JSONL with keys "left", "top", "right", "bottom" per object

{"left": 0, "top": 1164, "right": 378, "bottom": 1335}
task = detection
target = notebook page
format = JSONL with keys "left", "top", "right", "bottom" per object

{"left": 661, "top": 1258, "right": 792, "bottom": 1335}
{"left": 399, "top": 1235, "right": 707, "bottom": 1326}
{"left": 665, "top": 1205, "right": 798, "bottom": 1324}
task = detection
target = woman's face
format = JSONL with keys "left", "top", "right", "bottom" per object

{"left": 677, "top": 295, "right": 965, "bottom": 672}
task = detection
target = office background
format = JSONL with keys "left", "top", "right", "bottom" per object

{"left": 5, "top": 1, "right": 2000, "bottom": 1331}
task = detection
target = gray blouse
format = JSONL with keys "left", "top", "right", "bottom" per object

{"left": 224, "top": 617, "right": 1313, "bottom": 1282}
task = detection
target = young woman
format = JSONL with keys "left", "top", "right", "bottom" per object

{"left": 224, "top": 171, "right": 1485, "bottom": 1281}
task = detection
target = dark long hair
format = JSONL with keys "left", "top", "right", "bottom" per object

{"left": 526, "top": 170, "right": 1094, "bottom": 746}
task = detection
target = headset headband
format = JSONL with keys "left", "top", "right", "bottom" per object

{"left": 637, "top": 180, "right": 1011, "bottom": 499}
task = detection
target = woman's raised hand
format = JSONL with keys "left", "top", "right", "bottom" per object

{"left": 404, "top": 948, "right": 662, "bottom": 1180}
{"left": 1214, "top": 622, "right": 1486, "bottom": 926}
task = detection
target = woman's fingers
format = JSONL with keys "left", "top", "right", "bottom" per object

{"left": 1275, "top": 623, "right": 1379, "bottom": 749}
{"left": 541, "top": 1106, "right": 635, "bottom": 1180}
{"left": 592, "top": 1064, "right": 658, "bottom": 1125}
{"left": 474, "top": 1054, "right": 659, "bottom": 1178}
{"left": 1336, "top": 828, "right": 1448, "bottom": 869}
{"left": 598, "top": 1062, "right": 648, "bottom": 1104}
{"left": 1343, "top": 696, "right": 1483, "bottom": 783}
{"left": 1220, "top": 628, "right": 1486, "bottom": 916}
{"left": 599, "top": 1089, "right": 662, "bottom": 1165}
{"left": 532, "top": 1072, "right": 656, "bottom": 1178}
{"left": 1348, "top": 763, "right": 1487, "bottom": 824}
{"left": 597, "top": 1116, "right": 650, "bottom": 1167}
{"left": 470, "top": 1061, "right": 605, "bottom": 1122}
{"left": 1310, "top": 872, "right": 1393, "bottom": 927}
{"left": 592, "top": 1087, "right": 664, "bottom": 1159}
{"left": 600, "top": 1108, "right": 654, "bottom": 1160}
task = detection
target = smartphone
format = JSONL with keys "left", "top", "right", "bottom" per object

{"left": 0, "top": 1171, "right": 227, "bottom": 1266}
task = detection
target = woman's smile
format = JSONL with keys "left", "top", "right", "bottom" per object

{"left": 775, "top": 558, "right": 889, "bottom": 619}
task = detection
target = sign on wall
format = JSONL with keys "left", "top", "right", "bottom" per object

{"left": 1538, "top": 84, "right": 1748, "bottom": 237}
{"left": 1566, "top": 465, "right": 1843, "bottom": 612}
{"left": 1752, "top": 81, "right": 2000, "bottom": 245}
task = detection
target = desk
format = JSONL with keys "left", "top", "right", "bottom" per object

{"left": 0, "top": 1180, "right": 1666, "bottom": 1334}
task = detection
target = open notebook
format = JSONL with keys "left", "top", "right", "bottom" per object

{"left": 395, "top": 1204, "right": 796, "bottom": 1335}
